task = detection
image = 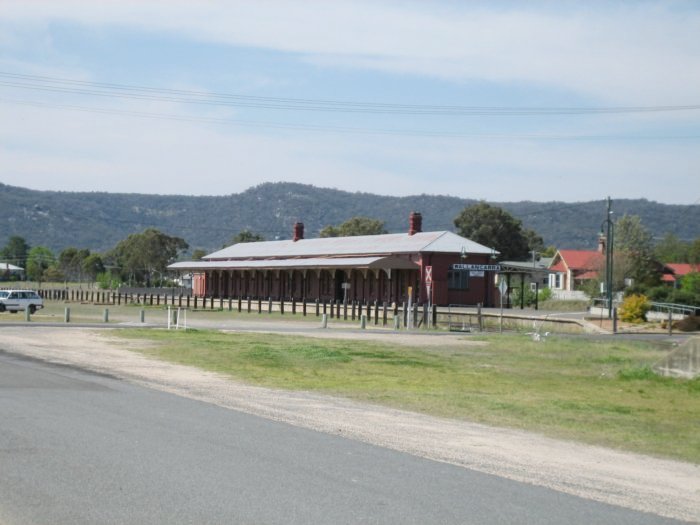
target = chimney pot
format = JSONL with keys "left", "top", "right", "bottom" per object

{"left": 293, "top": 222, "right": 304, "bottom": 242}
{"left": 408, "top": 212, "right": 422, "bottom": 236}
{"left": 598, "top": 233, "right": 606, "bottom": 253}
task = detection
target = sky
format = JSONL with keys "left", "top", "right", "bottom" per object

{"left": 1, "top": 1, "right": 699, "bottom": 204}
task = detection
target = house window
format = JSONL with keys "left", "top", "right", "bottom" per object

{"left": 447, "top": 270, "right": 469, "bottom": 290}
{"left": 550, "top": 273, "right": 562, "bottom": 289}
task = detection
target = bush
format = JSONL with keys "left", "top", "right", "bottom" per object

{"left": 619, "top": 294, "right": 651, "bottom": 323}
{"left": 645, "top": 285, "right": 671, "bottom": 303}
{"left": 673, "top": 315, "right": 700, "bottom": 332}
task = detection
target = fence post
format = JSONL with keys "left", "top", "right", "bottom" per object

{"left": 247, "top": 296, "right": 251, "bottom": 313}
{"left": 258, "top": 297, "right": 262, "bottom": 314}
{"left": 351, "top": 300, "right": 355, "bottom": 321}
{"left": 302, "top": 300, "right": 307, "bottom": 317}
{"left": 315, "top": 299, "right": 320, "bottom": 317}
{"left": 383, "top": 302, "right": 388, "bottom": 326}
{"left": 268, "top": 297, "right": 272, "bottom": 314}
{"left": 292, "top": 298, "right": 296, "bottom": 315}
{"left": 393, "top": 315, "right": 400, "bottom": 330}
{"left": 668, "top": 309, "right": 673, "bottom": 336}
{"left": 374, "top": 301, "right": 379, "bottom": 325}
{"left": 280, "top": 298, "right": 285, "bottom": 315}
{"left": 612, "top": 307, "right": 618, "bottom": 334}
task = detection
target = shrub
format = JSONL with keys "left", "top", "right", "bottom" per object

{"left": 619, "top": 294, "right": 651, "bottom": 323}
{"left": 673, "top": 315, "right": 700, "bottom": 332}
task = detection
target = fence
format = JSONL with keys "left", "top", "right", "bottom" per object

{"left": 24, "top": 290, "right": 597, "bottom": 333}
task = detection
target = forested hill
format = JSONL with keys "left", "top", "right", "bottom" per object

{"left": 1, "top": 182, "right": 697, "bottom": 254}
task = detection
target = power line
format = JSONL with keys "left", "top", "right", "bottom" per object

{"left": 3, "top": 98, "right": 699, "bottom": 141}
{"left": 2, "top": 70, "right": 700, "bottom": 116}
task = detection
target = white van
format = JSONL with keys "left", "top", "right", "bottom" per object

{"left": 0, "top": 290, "right": 44, "bottom": 314}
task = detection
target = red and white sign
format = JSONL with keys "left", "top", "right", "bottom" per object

{"left": 424, "top": 266, "right": 433, "bottom": 285}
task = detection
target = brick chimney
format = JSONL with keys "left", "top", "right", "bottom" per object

{"left": 293, "top": 222, "right": 304, "bottom": 242}
{"left": 408, "top": 212, "right": 422, "bottom": 236}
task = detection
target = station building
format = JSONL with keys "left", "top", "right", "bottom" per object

{"left": 169, "top": 212, "right": 501, "bottom": 306}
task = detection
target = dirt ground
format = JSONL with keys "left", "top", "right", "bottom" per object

{"left": 1, "top": 326, "right": 698, "bottom": 522}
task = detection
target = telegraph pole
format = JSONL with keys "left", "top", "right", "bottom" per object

{"left": 605, "top": 197, "right": 614, "bottom": 319}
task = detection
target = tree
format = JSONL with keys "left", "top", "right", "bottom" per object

{"left": 613, "top": 214, "right": 659, "bottom": 287}
{"left": 26, "top": 246, "right": 55, "bottom": 283}
{"left": 453, "top": 202, "right": 532, "bottom": 260}
{"left": 82, "top": 253, "right": 105, "bottom": 283}
{"left": 689, "top": 238, "right": 700, "bottom": 265}
{"left": 58, "top": 247, "right": 91, "bottom": 283}
{"left": 230, "top": 230, "right": 265, "bottom": 244}
{"left": 654, "top": 233, "right": 690, "bottom": 263}
{"left": 0, "top": 236, "right": 30, "bottom": 266}
{"left": 191, "top": 249, "right": 207, "bottom": 260}
{"left": 110, "top": 228, "right": 188, "bottom": 285}
{"left": 319, "top": 217, "right": 387, "bottom": 238}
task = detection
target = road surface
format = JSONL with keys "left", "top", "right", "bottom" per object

{"left": 0, "top": 349, "right": 686, "bottom": 524}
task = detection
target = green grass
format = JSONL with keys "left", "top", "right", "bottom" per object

{"left": 116, "top": 329, "right": 700, "bottom": 463}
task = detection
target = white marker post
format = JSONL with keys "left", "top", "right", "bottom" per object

{"left": 498, "top": 278, "right": 507, "bottom": 333}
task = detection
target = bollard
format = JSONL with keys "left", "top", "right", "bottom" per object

{"left": 393, "top": 315, "right": 400, "bottom": 330}
{"left": 360, "top": 314, "right": 366, "bottom": 329}
{"left": 25, "top": 307, "right": 31, "bottom": 322}
{"left": 668, "top": 309, "right": 673, "bottom": 336}
{"left": 64, "top": 307, "right": 71, "bottom": 323}
{"left": 321, "top": 313, "right": 328, "bottom": 328}
{"left": 612, "top": 307, "right": 618, "bottom": 334}
{"left": 140, "top": 309, "right": 145, "bottom": 323}
{"left": 383, "top": 302, "right": 388, "bottom": 326}
{"left": 103, "top": 308, "right": 109, "bottom": 323}
{"left": 268, "top": 297, "right": 272, "bottom": 314}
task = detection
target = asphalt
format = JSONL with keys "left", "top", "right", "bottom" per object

{"left": 0, "top": 351, "right": 685, "bottom": 525}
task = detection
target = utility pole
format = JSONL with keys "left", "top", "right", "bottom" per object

{"left": 604, "top": 197, "right": 614, "bottom": 319}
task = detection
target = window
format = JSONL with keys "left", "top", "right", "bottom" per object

{"left": 447, "top": 270, "right": 469, "bottom": 290}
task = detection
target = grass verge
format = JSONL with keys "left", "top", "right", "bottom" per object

{"left": 117, "top": 329, "right": 699, "bottom": 462}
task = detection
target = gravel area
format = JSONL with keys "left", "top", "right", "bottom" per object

{"left": 1, "top": 326, "right": 698, "bottom": 522}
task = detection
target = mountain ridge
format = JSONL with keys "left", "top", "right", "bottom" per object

{"left": 1, "top": 182, "right": 697, "bottom": 254}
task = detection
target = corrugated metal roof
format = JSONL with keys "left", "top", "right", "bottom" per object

{"left": 169, "top": 256, "right": 419, "bottom": 272}
{"left": 205, "top": 231, "right": 495, "bottom": 261}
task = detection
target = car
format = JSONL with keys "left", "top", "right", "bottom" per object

{"left": 0, "top": 289, "right": 45, "bottom": 314}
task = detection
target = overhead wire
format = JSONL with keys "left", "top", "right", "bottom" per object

{"left": 2, "top": 70, "right": 700, "bottom": 116}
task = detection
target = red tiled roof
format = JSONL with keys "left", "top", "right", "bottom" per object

{"left": 662, "top": 263, "right": 699, "bottom": 282}
{"left": 664, "top": 263, "right": 699, "bottom": 276}
{"left": 550, "top": 250, "right": 604, "bottom": 272}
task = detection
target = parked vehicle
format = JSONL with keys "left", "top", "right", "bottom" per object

{"left": 0, "top": 290, "right": 44, "bottom": 314}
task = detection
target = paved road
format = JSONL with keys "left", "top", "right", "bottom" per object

{"left": 0, "top": 351, "right": 685, "bottom": 525}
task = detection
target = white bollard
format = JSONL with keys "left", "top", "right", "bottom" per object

{"left": 321, "top": 313, "right": 328, "bottom": 328}
{"left": 360, "top": 314, "right": 366, "bottom": 329}
{"left": 393, "top": 315, "right": 400, "bottom": 330}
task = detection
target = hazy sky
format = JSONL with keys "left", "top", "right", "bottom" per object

{"left": 1, "top": 1, "right": 699, "bottom": 203}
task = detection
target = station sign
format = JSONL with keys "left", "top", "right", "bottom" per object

{"left": 424, "top": 266, "right": 433, "bottom": 285}
{"left": 450, "top": 263, "right": 501, "bottom": 271}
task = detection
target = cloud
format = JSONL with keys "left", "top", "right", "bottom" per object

{"left": 1, "top": 98, "right": 698, "bottom": 204}
{"left": 2, "top": 1, "right": 700, "bottom": 104}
